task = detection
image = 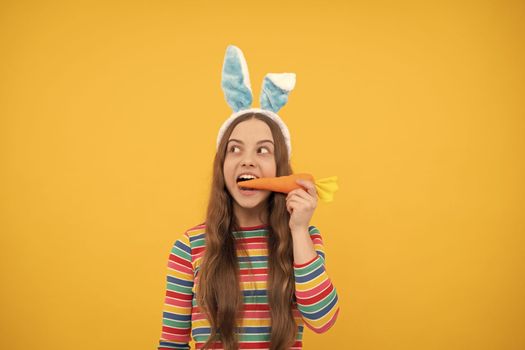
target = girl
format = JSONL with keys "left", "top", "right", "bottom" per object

{"left": 158, "top": 46, "right": 340, "bottom": 350}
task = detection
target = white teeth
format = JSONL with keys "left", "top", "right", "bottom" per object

{"left": 237, "top": 174, "right": 257, "bottom": 181}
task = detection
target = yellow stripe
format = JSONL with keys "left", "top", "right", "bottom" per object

{"left": 164, "top": 304, "right": 192, "bottom": 315}
{"left": 186, "top": 227, "right": 206, "bottom": 238}
{"left": 238, "top": 318, "right": 271, "bottom": 327}
{"left": 192, "top": 319, "right": 212, "bottom": 328}
{"left": 239, "top": 281, "right": 268, "bottom": 289}
{"left": 236, "top": 248, "right": 268, "bottom": 256}
{"left": 295, "top": 273, "right": 327, "bottom": 291}
{"left": 168, "top": 267, "right": 193, "bottom": 281}
{"left": 313, "top": 243, "right": 325, "bottom": 253}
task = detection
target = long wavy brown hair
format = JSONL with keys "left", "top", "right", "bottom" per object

{"left": 196, "top": 112, "right": 297, "bottom": 349}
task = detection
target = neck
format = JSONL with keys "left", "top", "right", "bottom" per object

{"left": 233, "top": 202, "right": 269, "bottom": 228}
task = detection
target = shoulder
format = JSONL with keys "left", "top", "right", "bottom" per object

{"left": 169, "top": 223, "right": 206, "bottom": 263}
{"left": 170, "top": 222, "right": 206, "bottom": 248}
{"left": 184, "top": 222, "right": 206, "bottom": 237}
{"left": 178, "top": 222, "right": 206, "bottom": 246}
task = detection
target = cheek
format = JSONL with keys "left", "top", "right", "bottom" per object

{"left": 264, "top": 158, "right": 277, "bottom": 176}
{"left": 223, "top": 160, "right": 234, "bottom": 182}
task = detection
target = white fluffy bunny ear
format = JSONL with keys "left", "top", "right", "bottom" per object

{"left": 221, "top": 45, "right": 253, "bottom": 112}
{"left": 260, "top": 73, "right": 296, "bottom": 113}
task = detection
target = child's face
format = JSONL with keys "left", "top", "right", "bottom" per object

{"left": 223, "top": 118, "right": 277, "bottom": 210}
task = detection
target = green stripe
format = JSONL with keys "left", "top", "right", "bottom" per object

{"left": 192, "top": 326, "right": 306, "bottom": 342}
{"left": 163, "top": 319, "right": 190, "bottom": 328}
{"left": 238, "top": 333, "right": 270, "bottom": 341}
{"left": 293, "top": 256, "right": 323, "bottom": 275}
{"left": 232, "top": 229, "right": 269, "bottom": 238}
{"left": 297, "top": 288, "right": 337, "bottom": 313}
{"left": 192, "top": 334, "right": 210, "bottom": 342}
{"left": 243, "top": 295, "right": 268, "bottom": 304}
{"left": 309, "top": 226, "right": 320, "bottom": 235}
{"left": 167, "top": 282, "right": 192, "bottom": 294}
{"left": 191, "top": 295, "right": 270, "bottom": 305}
{"left": 239, "top": 261, "right": 268, "bottom": 269}
{"left": 172, "top": 245, "right": 191, "bottom": 261}
{"left": 192, "top": 237, "right": 205, "bottom": 247}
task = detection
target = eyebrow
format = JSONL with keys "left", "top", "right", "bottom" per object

{"left": 227, "top": 138, "right": 274, "bottom": 146}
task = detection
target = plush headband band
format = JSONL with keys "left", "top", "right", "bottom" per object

{"left": 217, "top": 45, "right": 295, "bottom": 159}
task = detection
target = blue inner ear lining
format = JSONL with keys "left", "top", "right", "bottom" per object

{"left": 221, "top": 47, "right": 253, "bottom": 112}
{"left": 259, "top": 77, "right": 290, "bottom": 113}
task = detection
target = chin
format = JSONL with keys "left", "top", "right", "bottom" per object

{"left": 231, "top": 188, "right": 271, "bottom": 209}
{"left": 234, "top": 196, "right": 265, "bottom": 209}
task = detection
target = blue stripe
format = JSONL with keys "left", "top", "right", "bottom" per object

{"left": 239, "top": 255, "right": 267, "bottom": 262}
{"left": 163, "top": 311, "right": 191, "bottom": 322}
{"left": 295, "top": 264, "right": 325, "bottom": 283}
{"left": 189, "top": 233, "right": 205, "bottom": 243}
{"left": 243, "top": 289, "right": 267, "bottom": 297}
{"left": 238, "top": 326, "right": 271, "bottom": 333}
{"left": 192, "top": 327, "right": 212, "bottom": 335}
{"left": 167, "top": 275, "right": 194, "bottom": 287}
{"left": 192, "top": 326, "right": 272, "bottom": 335}
{"left": 175, "top": 240, "right": 191, "bottom": 254}
{"left": 158, "top": 340, "right": 189, "bottom": 349}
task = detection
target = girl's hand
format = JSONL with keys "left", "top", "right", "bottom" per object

{"left": 286, "top": 179, "right": 318, "bottom": 232}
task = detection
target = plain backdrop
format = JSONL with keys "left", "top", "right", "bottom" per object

{"left": 1, "top": 0, "right": 524, "bottom": 349}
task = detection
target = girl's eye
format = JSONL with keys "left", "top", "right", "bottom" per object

{"left": 258, "top": 147, "right": 270, "bottom": 154}
{"left": 229, "top": 145, "right": 241, "bottom": 153}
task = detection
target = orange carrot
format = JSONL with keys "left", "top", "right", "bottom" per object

{"left": 239, "top": 173, "right": 339, "bottom": 202}
{"left": 239, "top": 173, "right": 315, "bottom": 193}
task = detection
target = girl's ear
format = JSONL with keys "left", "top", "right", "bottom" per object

{"left": 260, "top": 73, "right": 296, "bottom": 113}
{"left": 221, "top": 45, "right": 253, "bottom": 112}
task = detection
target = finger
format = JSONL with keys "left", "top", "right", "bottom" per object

{"left": 289, "top": 188, "right": 317, "bottom": 208}
{"left": 289, "top": 196, "right": 316, "bottom": 215}
{"left": 287, "top": 188, "right": 304, "bottom": 198}
{"left": 286, "top": 200, "right": 295, "bottom": 214}
{"left": 286, "top": 191, "right": 301, "bottom": 203}
{"left": 286, "top": 199, "right": 294, "bottom": 214}
{"left": 287, "top": 197, "right": 307, "bottom": 210}
{"left": 290, "top": 189, "right": 312, "bottom": 202}
{"left": 289, "top": 187, "right": 313, "bottom": 200}
{"left": 296, "top": 179, "right": 318, "bottom": 198}
{"left": 287, "top": 195, "right": 305, "bottom": 207}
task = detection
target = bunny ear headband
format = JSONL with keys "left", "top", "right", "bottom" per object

{"left": 217, "top": 45, "right": 295, "bottom": 158}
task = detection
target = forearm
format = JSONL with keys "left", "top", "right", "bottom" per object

{"left": 291, "top": 226, "right": 317, "bottom": 264}
{"left": 292, "top": 225, "right": 340, "bottom": 333}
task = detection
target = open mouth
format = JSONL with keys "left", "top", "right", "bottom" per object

{"left": 236, "top": 174, "right": 258, "bottom": 191}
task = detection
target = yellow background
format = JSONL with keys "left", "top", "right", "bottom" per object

{"left": 1, "top": 0, "right": 524, "bottom": 349}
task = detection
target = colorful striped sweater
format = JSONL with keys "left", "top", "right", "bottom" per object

{"left": 158, "top": 223, "right": 340, "bottom": 349}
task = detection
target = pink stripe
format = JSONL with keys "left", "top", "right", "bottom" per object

{"left": 295, "top": 278, "right": 331, "bottom": 298}
{"left": 165, "top": 297, "right": 192, "bottom": 307}
{"left": 242, "top": 310, "right": 271, "bottom": 318}
{"left": 192, "top": 250, "right": 205, "bottom": 263}
{"left": 237, "top": 243, "right": 267, "bottom": 250}
{"left": 240, "top": 275, "right": 267, "bottom": 282}
{"left": 161, "top": 332, "right": 190, "bottom": 342}
{"left": 192, "top": 313, "right": 208, "bottom": 321}
{"left": 304, "top": 307, "right": 340, "bottom": 334}
{"left": 168, "top": 261, "right": 193, "bottom": 274}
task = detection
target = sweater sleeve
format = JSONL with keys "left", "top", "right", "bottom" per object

{"left": 158, "top": 232, "right": 194, "bottom": 349}
{"left": 293, "top": 225, "right": 340, "bottom": 333}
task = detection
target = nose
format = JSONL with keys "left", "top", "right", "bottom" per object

{"left": 241, "top": 154, "right": 256, "bottom": 168}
